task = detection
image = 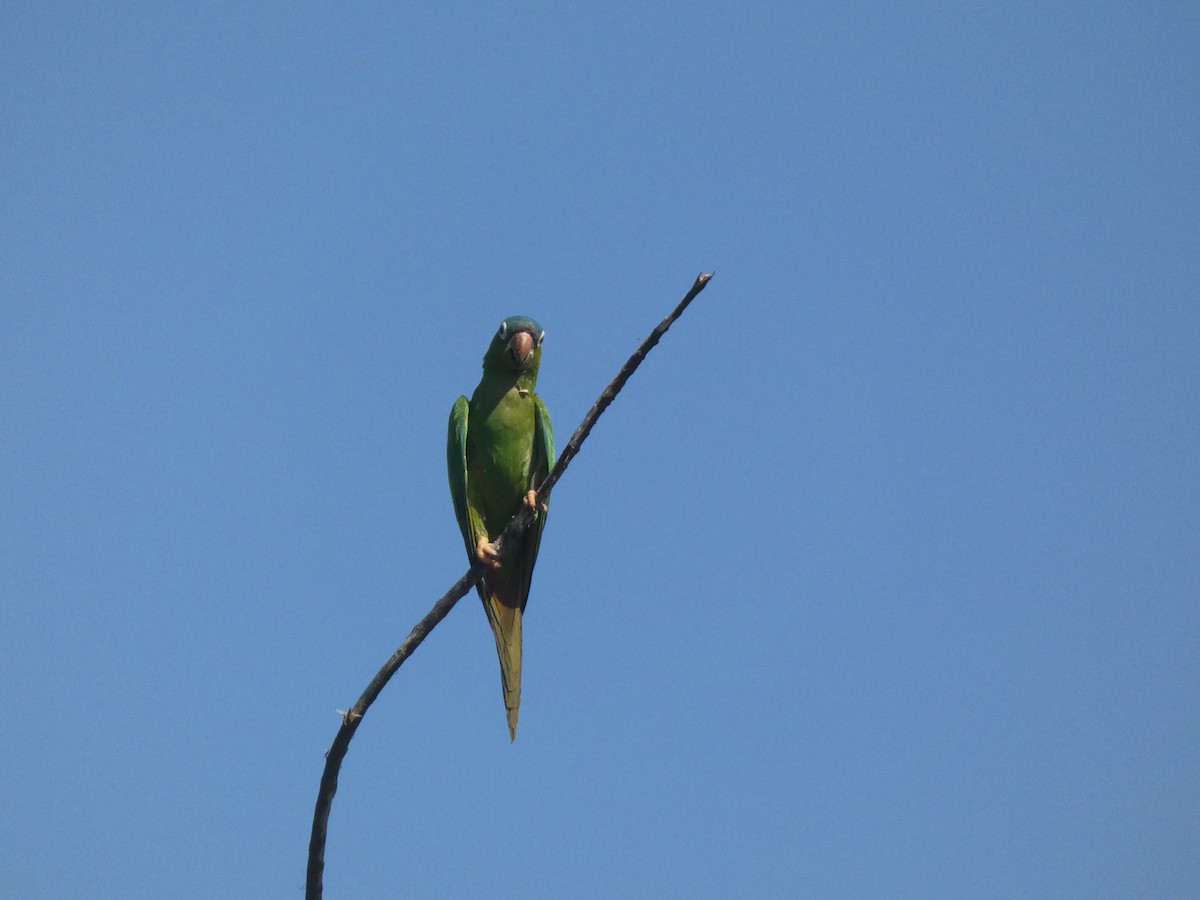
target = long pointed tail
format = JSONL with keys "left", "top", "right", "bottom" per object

{"left": 481, "top": 593, "right": 523, "bottom": 740}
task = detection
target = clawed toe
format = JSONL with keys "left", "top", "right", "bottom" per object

{"left": 524, "top": 489, "right": 548, "bottom": 515}
{"left": 475, "top": 537, "right": 502, "bottom": 569}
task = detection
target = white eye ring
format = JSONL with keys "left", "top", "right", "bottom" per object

{"left": 536, "top": 331, "right": 545, "bottom": 347}
{"left": 498, "top": 321, "right": 508, "bottom": 338}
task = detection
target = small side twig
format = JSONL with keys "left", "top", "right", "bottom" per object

{"left": 306, "top": 272, "right": 712, "bottom": 899}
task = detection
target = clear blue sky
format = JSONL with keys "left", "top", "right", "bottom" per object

{"left": 3, "top": 4, "right": 1198, "bottom": 898}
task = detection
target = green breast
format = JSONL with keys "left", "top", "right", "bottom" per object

{"left": 466, "top": 385, "right": 536, "bottom": 533}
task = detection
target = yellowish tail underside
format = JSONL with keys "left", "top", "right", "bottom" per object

{"left": 482, "top": 592, "right": 523, "bottom": 740}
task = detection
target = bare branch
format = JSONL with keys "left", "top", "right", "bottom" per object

{"left": 306, "top": 272, "right": 713, "bottom": 899}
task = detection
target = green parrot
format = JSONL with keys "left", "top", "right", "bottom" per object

{"left": 447, "top": 315, "right": 554, "bottom": 740}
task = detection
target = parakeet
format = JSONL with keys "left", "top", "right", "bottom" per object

{"left": 447, "top": 316, "right": 554, "bottom": 740}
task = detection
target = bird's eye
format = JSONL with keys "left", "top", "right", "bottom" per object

{"left": 536, "top": 331, "right": 545, "bottom": 347}
{"left": 498, "top": 321, "right": 508, "bottom": 339}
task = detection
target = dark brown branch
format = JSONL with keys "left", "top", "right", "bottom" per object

{"left": 306, "top": 272, "right": 713, "bottom": 899}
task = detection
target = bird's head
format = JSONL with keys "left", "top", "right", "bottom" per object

{"left": 482, "top": 315, "right": 546, "bottom": 379}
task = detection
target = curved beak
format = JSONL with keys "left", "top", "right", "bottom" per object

{"left": 505, "top": 330, "right": 535, "bottom": 371}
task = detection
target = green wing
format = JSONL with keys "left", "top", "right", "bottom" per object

{"left": 446, "top": 395, "right": 476, "bottom": 561}
{"left": 514, "top": 394, "right": 555, "bottom": 612}
{"left": 534, "top": 394, "right": 556, "bottom": 483}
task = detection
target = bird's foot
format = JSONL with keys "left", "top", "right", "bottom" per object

{"left": 475, "top": 537, "right": 502, "bottom": 569}
{"left": 524, "top": 489, "right": 548, "bottom": 515}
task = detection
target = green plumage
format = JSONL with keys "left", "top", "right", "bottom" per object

{"left": 447, "top": 316, "right": 554, "bottom": 740}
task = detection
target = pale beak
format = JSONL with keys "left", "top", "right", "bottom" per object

{"left": 506, "top": 330, "right": 534, "bottom": 371}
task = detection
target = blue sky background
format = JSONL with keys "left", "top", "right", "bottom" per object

{"left": 3, "top": 4, "right": 1198, "bottom": 898}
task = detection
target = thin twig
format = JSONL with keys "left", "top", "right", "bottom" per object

{"left": 306, "top": 272, "right": 713, "bottom": 899}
